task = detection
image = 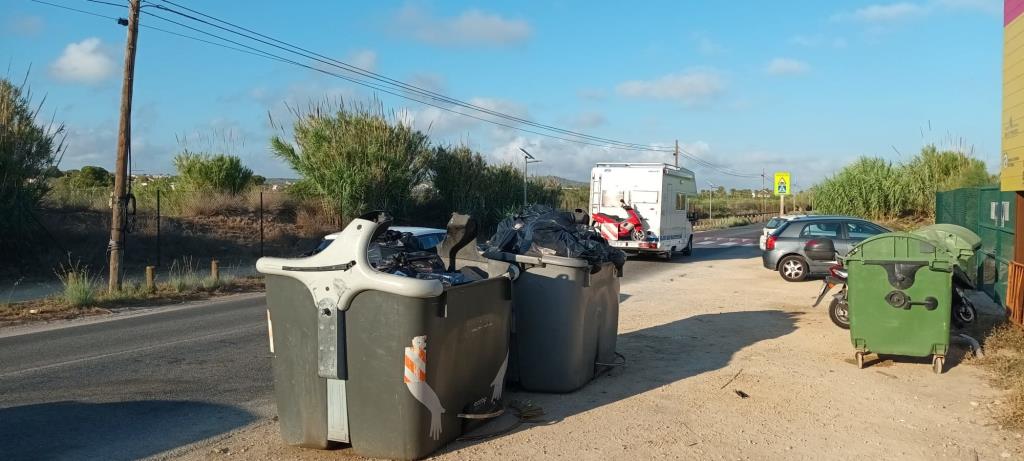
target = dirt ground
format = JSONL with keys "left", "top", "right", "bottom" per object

{"left": 164, "top": 254, "right": 1023, "bottom": 461}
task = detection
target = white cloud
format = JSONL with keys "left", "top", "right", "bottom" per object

{"left": 409, "top": 73, "right": 446, "bottom": 93}
{"left": 486, "top": 136, "right": 687, "bottom": 180}
{"left": 832, "top": 2, "right": 927, "bottom": 22}
{"left": 50, "top": 38, "right": 115, "bottom": 84}
{"left": 467, "top": 97, "right": 528, "bottom": 118}
{"left": 566, "top": 111, "right": 606, "bottom": 130}
{"left": 789, "top": 35, "right": 848, "bottom": 49}
{"left": 693, "top": 32, "right": 724, "bottom": 55}
{"left": 616, "top": 69, "right": 726, "bottom": 105}
{"left": 577, "top": 88, "right": 608, "bottom": 102}
{"left": 8, "top": 15, "right": 43, "bottom": 36}
{"left": 765, "top": 58, "right": 810, "bottom": 76}
{"left": 396, "top": 96, "right": 528, "bottom": 138}
{"left": 347, "top": 49, "right": 377, "bottom": 72}
{"left": 393, "top": 5, "right": 531, "bottom": 46}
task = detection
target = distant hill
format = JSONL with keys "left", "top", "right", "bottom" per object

{"left": 535, "top": 175, "right": 588, "bottom": 188}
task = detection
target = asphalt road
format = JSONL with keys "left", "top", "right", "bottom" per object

{"left": 625, "top": 222, "right": 763, "bottom": 280}
{"left": 0, "top": 223, "right": 765, "bottom": 461}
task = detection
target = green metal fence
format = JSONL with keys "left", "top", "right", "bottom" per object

{"left": 936, "top": 185, "right": 1015, "bottom": 305}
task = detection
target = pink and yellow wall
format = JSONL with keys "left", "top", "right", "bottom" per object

{"left": 1002, "top": 0, "right": 1024, "bottom": 190}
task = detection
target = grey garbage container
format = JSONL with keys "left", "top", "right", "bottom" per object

{"left": 258, "top": 213, "right": 511, "bottom": 460}
{"left": 485, "top": 253, "right": 621, "bottom": 393}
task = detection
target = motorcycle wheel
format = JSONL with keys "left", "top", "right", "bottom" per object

{"left": 955, "top": 302, "right": 976, "bottom": 325}
{"left": 829, "top": 297, "right": 850, "bottom": 330}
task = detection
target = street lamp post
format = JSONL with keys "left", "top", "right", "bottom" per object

{"left": 706, "top": 181, "right": 718, "bottom": 220}
{"left": 520, "top": 148, "right": 541, "bottom": 206}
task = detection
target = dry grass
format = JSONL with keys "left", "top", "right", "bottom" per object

{"left": 976, "top": 323, "right": 1024, "bottom": 429}
{"left": 55, "top": 261, "right": 98, "bottom": 307}
{"left": 0, "top": 276, "right": 264, "bottom": 328}
{"left": 876, "top": 215, "right": 934, "bottom": 232}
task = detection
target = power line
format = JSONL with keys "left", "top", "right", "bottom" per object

{"left": 149, "top": 0, "right": 663, "bottom": 151}
{"left": 31, "top": 0, "right": 293, "bottom": 64}
{"left": 134, "top": 8, "right": 684, "bottom": 154}
{"left": 31, "top": 0, "right": 118, "bottom": 21}
{"left": 141, "top": 0, "right": 759, "bottom": 176}
{"left": 146, "top": 0, "right": 761, "bottom": 177}
{"left": 33, "top": 0, "right": 761, "bottom": 178}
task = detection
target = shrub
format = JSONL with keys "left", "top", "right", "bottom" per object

{"left": 0, "top": 77, "right": 65, "bottom": 248}
{"left": 812, "top": 145, "right": 994, "bottom": 220}
{"left": 65, "top": 165, "right": 114, "bottom": 188}
{"left": 270, "top": 101, "right": 432, "bottom": 222}
{"left": 173, "top": 151, "right": 255, "bottom": 195}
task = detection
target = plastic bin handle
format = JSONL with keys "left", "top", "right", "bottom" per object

{"left": 257, "top": 217, "right": 443, "bottom": 312}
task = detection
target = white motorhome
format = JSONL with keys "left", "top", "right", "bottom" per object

{"left": 589, "top": 163, "right": 698, "bottom": 258}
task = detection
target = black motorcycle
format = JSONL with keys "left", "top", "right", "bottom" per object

{"left": 813, "top": 262, "right": 850, "bottom": 329}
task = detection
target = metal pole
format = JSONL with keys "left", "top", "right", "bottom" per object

{"left": 156, "top": 188, "right": 161, "bottom": 267}
{"left": 523, "top": 157, "right": 528, "bottom": 206}
{"left": 259, "top": 191, "right": 265, "bottom": 257}
{"left": 108, "top": 0, "right": 141, "bottom": 293}
{"left": 674, "top": 139, "right": 679, "bottom": 167}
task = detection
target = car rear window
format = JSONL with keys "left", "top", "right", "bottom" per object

{"left": 846, "top": 221, "right": 887, "bottom": 239}
{"left": 766, "top": 217, "right": 784, "bottom": 229}
{"left": 798, "top": 222, "right": 841, "bottom": 238}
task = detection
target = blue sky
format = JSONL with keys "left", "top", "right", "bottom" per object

{"left": 0, "top": 0, "right": 1004, "bottom": 190}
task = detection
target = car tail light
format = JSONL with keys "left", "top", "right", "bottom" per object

{"left": 828, "top": 263, "right": 844, "bottom": 278}
{"left": 765, "top": 235, "right": 777, "bottom": 251}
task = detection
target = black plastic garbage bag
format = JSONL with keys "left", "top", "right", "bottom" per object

{"left": 484, "top": 205, "right": 625, "bottom": 273}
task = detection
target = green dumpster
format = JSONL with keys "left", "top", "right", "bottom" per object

{"left": 845, "top": 224, "right": 981, "bottom": 374}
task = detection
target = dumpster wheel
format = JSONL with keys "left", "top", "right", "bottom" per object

{"left": 932, "top": 355, "right": 944, "bottom": 375}
{"left": 855, "top": 351, "right": 865, "bottom": 369}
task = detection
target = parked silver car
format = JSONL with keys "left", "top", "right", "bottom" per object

{"left": 761, "top": 216, "right": 889, "bottom": 282}
{"left": 759, "top": 214, "right": 807, "bottom": 250}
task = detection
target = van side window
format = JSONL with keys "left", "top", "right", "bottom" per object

{"left": 676, "top": 193, "right": 686, "bottom": 210}
{"left": 631, "top": 190, "right": 659, "bottom": 204}
{"left": 602, "top": 190, "right": 624, "bottom": 206}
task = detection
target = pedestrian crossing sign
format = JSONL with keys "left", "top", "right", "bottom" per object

{"left": 774, "top": 172, "right": 791, "bottom": 196}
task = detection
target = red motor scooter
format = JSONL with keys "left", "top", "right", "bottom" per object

{"left": 592, "top": 199, "right": 645, "bottom": 241}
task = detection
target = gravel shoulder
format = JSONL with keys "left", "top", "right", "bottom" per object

{"left": 162, "top": 253, "right": 1022, "bottom": 461}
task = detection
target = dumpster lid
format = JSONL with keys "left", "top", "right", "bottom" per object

{"left": 910, "top": 224, "right": 981, "bottom": 252}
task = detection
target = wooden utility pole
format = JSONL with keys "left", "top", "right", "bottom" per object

{"left": 674, "top": 140, "right": 679, "bottom": 167}
{"left": 761, "top": 168, "right": 766, "bottom": 213}
{"left": 108, "top": 0, "right": 141, "bottom": 293}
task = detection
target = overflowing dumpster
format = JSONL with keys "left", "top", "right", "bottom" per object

{"left": 845, "top": 224, "right": 981, "bottom": 374}
{"left": 483, "top": 205, "right": 625, "bottom": 392}
{"left": 257, "top": 212, "right": 511, "bottom": 460}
